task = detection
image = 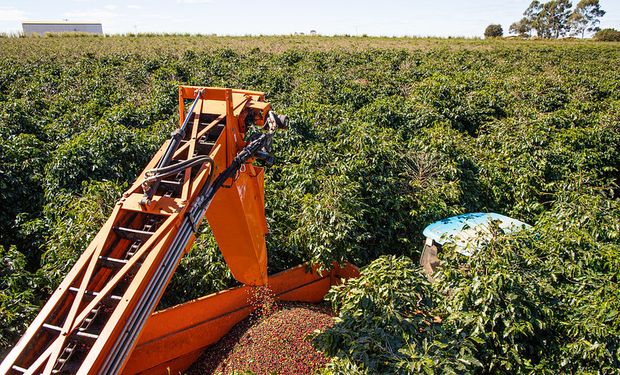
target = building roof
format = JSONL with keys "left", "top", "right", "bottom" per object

{"left": 22, "top": 21, "right": 102, "bottom": 25}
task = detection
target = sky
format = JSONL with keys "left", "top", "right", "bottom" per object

{"left": 0, "top": 0, "right": 619, "bottom": 37}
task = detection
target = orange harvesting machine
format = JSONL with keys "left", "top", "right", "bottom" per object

{"left": 0, "top": 86, "right": 359, "bottom": 375}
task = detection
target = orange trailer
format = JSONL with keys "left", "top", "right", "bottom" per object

{"left": 125, "top": 263, "right": 358, "bottom": 374}
{"left": 0, "top": 86, "right": 358, "bottom": 375}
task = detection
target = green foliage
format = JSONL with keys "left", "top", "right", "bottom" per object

{"left": 44, "top": 123, "right": 159, "bottom": 193}
{"left": 315, "top": 256, "right": 479, "bottom": 374}
{"left": 531, "top": 180, "right": 620, "bottom": 372}
{"left": 435, "top": 237, "right": 553, "bottom": 372}
{"left": 484, "top": 24, "right": 504, "bottom": 38}
{"left": 316, "top": 184, "right": 619, "bottom": 373}
{"left": 594, "top": 28, "right": 620, "bottom": 41}
{"left": 40, "top": 180, "right": 125, "bottom": 286}
{"left": 0, "top": 132, "right": 47, "bottom": 263}
{"left": 0, "top": 36, "right": 618, "bottom": 371}
{"left": 438, "top": 178, "right": 620, "bottom": 373}
{"left": 0, "top": 246, "right": 49, "bottom": 352}
{"left": 509, "top": 18, "right": 532, "bottom": 37}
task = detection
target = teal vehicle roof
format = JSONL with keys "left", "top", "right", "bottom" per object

{"left": 423, "top": 212, "right": 531, "bottom": 256}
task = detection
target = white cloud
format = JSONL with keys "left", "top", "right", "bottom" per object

{"left": 104, "top": 4, "right": 118, "bottom": 11}
{"left": 177, "top": 0, "right": 213, "bottom": 4}
{"left": 64, "top": 9, "right": 118, "bottom": 22}
{"left": 0, "top": 7, "right": 26, "bottom": 22}
{"left": 127, "top": 5, "right": 142, "bottom": 9}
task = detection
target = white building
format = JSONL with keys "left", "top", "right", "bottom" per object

{"left": 22, "top": 22, "right": 103, "bottom": 36}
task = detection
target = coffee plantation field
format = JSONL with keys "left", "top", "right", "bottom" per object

{"left": 1, "top": 35, "right": 619, "bottom": 373}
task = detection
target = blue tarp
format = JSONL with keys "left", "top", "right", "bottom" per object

{"left": 423, "top": 212, "right": 531, "bottom": 256}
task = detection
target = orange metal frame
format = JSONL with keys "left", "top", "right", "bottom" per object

{"left": 0, "top": 86, "right": 276, "bottom": 374}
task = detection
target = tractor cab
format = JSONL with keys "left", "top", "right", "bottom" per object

{"left": 420, "top": 212, "right": 531, "bottom": 277}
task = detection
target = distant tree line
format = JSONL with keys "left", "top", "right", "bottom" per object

{"left": 593, "top": 28, "right": 620, "bottom": 41}
{"left": 509, "top": 0, "right": 605, "bottom": 38}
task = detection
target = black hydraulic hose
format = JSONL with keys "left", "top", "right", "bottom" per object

{"left": 156, "top": 90, "right": 203, "bottom": 169}
{"left": 145, "top": 155, "right": 213, "bottom": 179}
{"left": 141, "top": 90, "right": 204, "bottom": 205}
{"left": 141, "top": 156, "right": 214, "bottom": 199}
{"left": 191, "top": 132, "right": 272, "bottom": 215}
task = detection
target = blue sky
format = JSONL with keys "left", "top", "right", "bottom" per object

{"left": 0, "top": 0, "right": 618, "bottom": 37}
